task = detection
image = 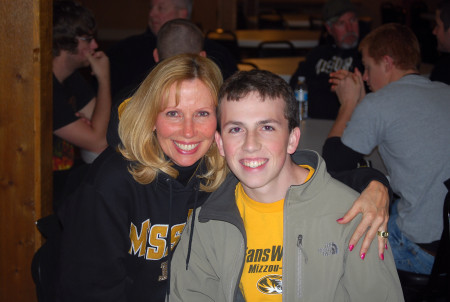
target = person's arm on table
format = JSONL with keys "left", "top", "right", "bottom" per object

{"left": 328, "top": 67, "right": 365, "bottom": 138}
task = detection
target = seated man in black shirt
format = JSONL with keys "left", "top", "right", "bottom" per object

{"left": 289, "top": 0, "right": 364, "bottom": 119}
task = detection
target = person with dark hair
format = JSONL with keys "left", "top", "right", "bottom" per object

{"left": 168, "top": 69, "right": 404, "bottom": 301}
{"left": 324, "top": 23, "right": 450, "bottom": 275}
{"left": 107, "top": 0, "right": 238, "bottom": 97}
{"left": 430, "top": 0, "right": 450, "bottom": 84}
{"left": 289, "top": 0, "right": 364, "bottom": 119}
{"left": 154, "top": 18, "right": 205, "bottom": 61}
{"left": 52, "top": 0, "right": 111, "bottom": 209}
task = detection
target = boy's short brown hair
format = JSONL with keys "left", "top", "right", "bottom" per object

{"left": 217, "top": 70, "right": 299, "bottom": 133}
{"left": 359, "top": 23, "right": 421, "bottom": 70}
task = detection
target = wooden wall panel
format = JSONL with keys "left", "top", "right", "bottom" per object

{"left": 0, "top": 0, "right": 52, "bottom": 301}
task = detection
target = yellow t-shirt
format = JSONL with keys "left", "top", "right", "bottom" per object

{"left": 236, "top": 165, "right": 314, "bottom": 301}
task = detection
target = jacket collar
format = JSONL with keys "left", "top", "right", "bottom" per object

{"left": 287, "top": 150, "right": 331, "bottom": 204}
{"left": 199, "top": 150, "right": 329, "bottom": 222}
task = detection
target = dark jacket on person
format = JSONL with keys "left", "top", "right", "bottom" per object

{"left": 289, "top": 44, "right": 363, "bottom": 120}
{"left": 57, "top": 146, "right": 210, "bottom": 302}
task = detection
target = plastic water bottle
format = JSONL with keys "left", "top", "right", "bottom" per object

{"left": 294, "top": 76, "right": 308, "bottom": 120}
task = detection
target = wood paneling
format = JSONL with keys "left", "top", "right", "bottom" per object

{"left": 0, "top": 0, "right": 52, "bottom": 301}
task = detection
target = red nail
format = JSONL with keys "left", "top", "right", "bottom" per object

{"left": 349, "top": 244, "right": 354, "bottom": 252}
{"left": 336, "top": 218, "right": 344, "bottom": 222}
{"left": 380, "top": 253, "right": 384, "bottom": 261}
{"left": 385, "top": 243, "right": 388, "bottom": 250}
{"left": 360, "top": 253, "right": 366, "bottom": 260}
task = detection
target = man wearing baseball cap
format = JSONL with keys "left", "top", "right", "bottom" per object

{"left": 289, "top": 0, "right": 364, "bottom": 119}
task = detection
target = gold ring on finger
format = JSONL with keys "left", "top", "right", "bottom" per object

{"left": 377, "top": 231, "right": 389, "bottom": 238}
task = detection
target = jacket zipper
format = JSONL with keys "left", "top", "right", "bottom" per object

{"left": 297, "top": 234, "right": 308, "bottom": 299}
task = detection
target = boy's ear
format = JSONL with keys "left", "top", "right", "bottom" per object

{"left": 287, "top": 127, "right": 301, "bottom": 154}
{"left": 215, "top": 131, "right": 225, "bottom": 157}
{"left": 383, "top": 55, "right": 394, "bottom": 72}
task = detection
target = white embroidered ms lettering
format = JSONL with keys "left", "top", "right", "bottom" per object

{"left": 128, "top": 219, "right": 186, "bottom": 260}
{"left": 315, "top": 56, "right": 354, "bottom": 75}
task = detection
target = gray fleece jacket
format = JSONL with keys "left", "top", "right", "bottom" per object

{"left": 169, "top": 150, "right": 404, "bottom": 301}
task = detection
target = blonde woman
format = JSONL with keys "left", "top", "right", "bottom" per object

{"left": 59, "top": 54, "right": 225, "bottom": 301}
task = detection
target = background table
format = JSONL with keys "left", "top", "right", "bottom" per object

{"left": 236, "top": 29, "right": 320, "bottom": 49}
{"left": 282, "top": 13, "right": 323, "bottom": 29}
{"left": 238, "top": 56, "right": 305, "bottom": 82}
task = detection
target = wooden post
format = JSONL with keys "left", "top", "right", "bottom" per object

{"left": 0, "top": 0, "right": 53, "bottom": 301}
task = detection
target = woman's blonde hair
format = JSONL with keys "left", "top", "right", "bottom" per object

{"left": 118, "top": 54, "right": 227, "bottom": 192}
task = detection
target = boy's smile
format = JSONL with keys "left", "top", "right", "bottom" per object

{"left": 216, "top": 92, "right": 303, "bottom": 203}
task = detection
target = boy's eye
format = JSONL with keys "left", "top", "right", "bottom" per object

{"left": 229, "top": 127, "right": 241, "bottom": 134}
{"left": 262, "top": 125, "right": 274, "bottom": 131}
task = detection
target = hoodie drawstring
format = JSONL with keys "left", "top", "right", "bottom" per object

{"left": 185, "top": 183, "right": 199, "bottom": 270}
{"left": 165, "top": 179, "right": 200, "bottom": 300}
{"left": 166, "top": 180, "right": 173, "bottom": 301}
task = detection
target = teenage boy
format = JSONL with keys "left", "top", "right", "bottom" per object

{"left": 324, "top": 23, "right": 450, "bottom": 275}
{"left": 168, "top": 70, "right": 403, "bottom": 301}
{"left": 52, "top": 0, "right": 111, "bottom": 208}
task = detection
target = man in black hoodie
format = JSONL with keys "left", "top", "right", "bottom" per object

{"left": 289, "top": 0, "right": 364, "bottom": 119}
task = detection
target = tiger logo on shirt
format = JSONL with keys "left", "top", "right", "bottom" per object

{"left": 257, "top": 274, "right": 282, "bottom": 294}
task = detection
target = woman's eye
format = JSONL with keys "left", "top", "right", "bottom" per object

{"left": 197, "top": 111, "right": 210, "bottom": 117}
{"left": 166, "top": 111, "right": 179, "bottom": 117}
